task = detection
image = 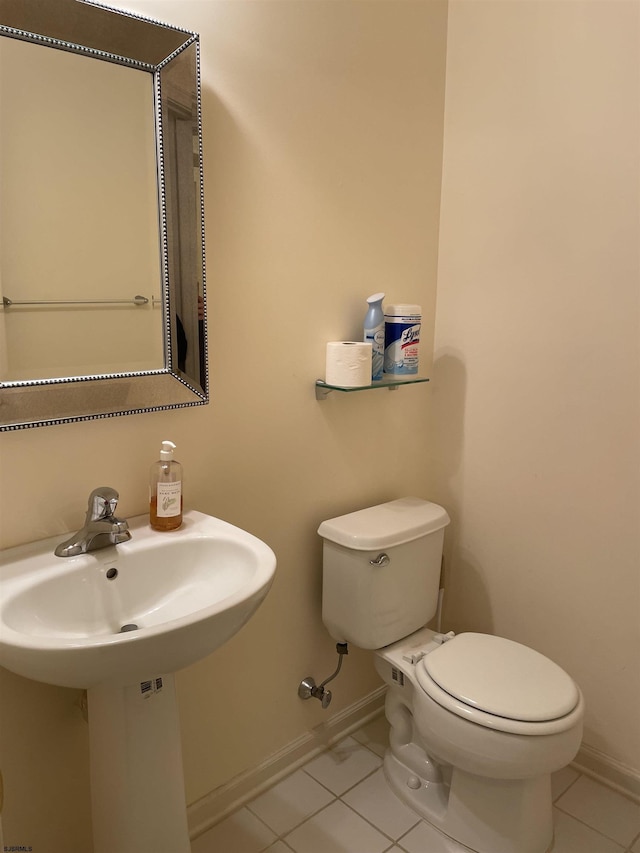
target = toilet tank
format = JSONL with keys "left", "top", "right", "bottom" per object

{"left": 318, "top": 497, "right": 450, "bottom": 649}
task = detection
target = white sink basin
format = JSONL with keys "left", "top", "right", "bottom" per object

{"left": 0, "top": 510, "right": 276, "bottom": 688}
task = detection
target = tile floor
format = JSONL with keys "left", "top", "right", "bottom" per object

{"left": 192, "top": 716, "right": 640, "bottom": 853}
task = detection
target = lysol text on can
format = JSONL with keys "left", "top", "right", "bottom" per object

{"left": 383, "top": 304, "right": 421, "bottom": 375}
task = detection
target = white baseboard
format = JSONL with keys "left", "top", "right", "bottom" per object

{"left": 187, "top": 685, "right": 386, "bottom": 840}
{"left": 572, "top": 743, "right": 640, "bottom": 803}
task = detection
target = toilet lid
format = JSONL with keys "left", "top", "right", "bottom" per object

{"left": 420, "top": 633, "right": 579, "bottom": 722}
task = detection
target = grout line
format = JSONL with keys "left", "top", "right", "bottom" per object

{"left": 276, "top": 739, "right": 393, "bottom": 849}
{"left": 245, "top": 731, "right": 393, "bottom": 846}
{"left": 554, "top": 800, "right": 632, "bottom": 850}
{"left": 245, "top": 774, "right": 339, "bottom": 835}
{"left": 341, "top": 796, "right": 396, "bottom": 843}
{"left": 299, "top": 743, "right": 421, "bottom": 852}
{"left": 552, "top": 768, "right": 582, "bottom": 803}
{"left": 555, "top": 771, "right": 640, "bottom": 851}
{"left": 575, "top": 764, "right": 640, "bottom": 807}
{"left": 205, "top": 732, "right": 640, "bottom": 853}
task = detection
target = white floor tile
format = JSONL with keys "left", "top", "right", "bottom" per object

{"left": 343, "top": 768, "right": 420, "bottom": 840}
{"left": 247, "top": 768, "right": 335, "bottom": 835}
{"left": 398, "top": 820, "right": 468, "bottom": 853}
{"left": 191, "top": 806, "right": 277, "bottom": 853}
{"left": 303, "top": 736, "right": 382, "bottom": 795}
{"left": 284, "top": 800, "right": 391, "bottom": 853}
{"left": 555, "top": 775, "right": 640, "bottom": 846}
{"left": 192, "top": 723, "right": 639, "bottom": 853}
{"left": 551, "top": 809, "right": 625, "bottom": 853}
{"left": 551, "top": 765, "right": 580, "bottom": 802}
{"left": 352, "top": 714, "right": 390, "bottom": 758}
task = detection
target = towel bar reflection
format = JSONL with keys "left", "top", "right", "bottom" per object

{"left": 2, "top": 295, "right": 150, "bottom": 307}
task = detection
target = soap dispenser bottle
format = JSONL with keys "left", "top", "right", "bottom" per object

{"left": 364, "top": 292, "right": 385, "bottom": 381}
{"left": 150, "top": 440, "right": 183, "bottom": 531}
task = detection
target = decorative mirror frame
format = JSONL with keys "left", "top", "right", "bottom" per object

{"left": 0, "top": 0, "right": 208, "bottom": 431}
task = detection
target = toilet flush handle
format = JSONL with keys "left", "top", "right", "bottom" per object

{"left": 369, "top": 553, "right": 390, "bottom": 567}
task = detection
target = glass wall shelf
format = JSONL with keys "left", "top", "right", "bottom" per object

{"left": 315, "top": 375, "right": 429, "bottom": 400}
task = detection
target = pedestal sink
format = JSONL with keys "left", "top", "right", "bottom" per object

{"left": 0, "top": 510, "right": 277, "bottom": 853}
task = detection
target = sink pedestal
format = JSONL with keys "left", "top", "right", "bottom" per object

{"left": 88, "top": 674, "right": 190, "bottom": 853}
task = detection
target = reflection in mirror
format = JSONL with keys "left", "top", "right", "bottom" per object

{"left": 0, "top": 0, "right": 207, "bottom": 430}
{"left": 1, "top": 37, "right": 163, "bottom": 381}
{"left": 161, "top": 41, "right": 206, "bottom": 387}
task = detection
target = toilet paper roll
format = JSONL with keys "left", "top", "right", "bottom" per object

{"left": 325, "top": 341, "right": 372, "bottom": 387}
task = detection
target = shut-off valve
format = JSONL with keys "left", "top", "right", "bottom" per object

{"left": 298, "top": 643, "right": 348, "bottom": 709}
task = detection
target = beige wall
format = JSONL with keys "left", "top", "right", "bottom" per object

{"left": 432, "top": 0, "right": 639, "bottom": 774}
{"left": 0, "top": 1, "right": 448, "bottom": 848}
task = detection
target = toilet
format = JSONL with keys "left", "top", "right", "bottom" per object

{"left": 319, "top": 497, "right": 584, "bottom": 853}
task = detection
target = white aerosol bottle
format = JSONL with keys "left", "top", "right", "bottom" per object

{"left": 364, "top": 292, "right": 385, "bottom": 381}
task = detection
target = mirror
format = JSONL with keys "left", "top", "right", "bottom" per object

{"left": 0, "top": 0, "right": 208, "bottom": 430}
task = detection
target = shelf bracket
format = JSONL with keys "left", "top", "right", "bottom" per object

{"left": 315, "top": 381, "right": 332, "bottom": 400}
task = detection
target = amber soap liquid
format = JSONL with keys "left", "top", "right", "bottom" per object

{"left": 150, "top": 495, "right": 183, "bottom": 531}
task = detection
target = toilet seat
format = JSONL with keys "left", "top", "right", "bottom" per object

{"left": 415, "top": 633, "right": 581, "bottom": 736}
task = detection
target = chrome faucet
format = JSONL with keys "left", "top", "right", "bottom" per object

{"left": 55, "top": 487, "right": 131, "bottom": 557}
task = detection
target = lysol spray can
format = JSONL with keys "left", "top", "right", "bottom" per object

{"left": 383, "top": 304, "right": 421, "bottom": 375}
{"left": 363, "top": 292, "right": 385, "bottom": 381}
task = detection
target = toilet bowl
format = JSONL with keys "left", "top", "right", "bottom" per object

{"left": 375, "top": 626, "right": 583, "bottom": 853}
{"left": 319, "top": 498, "right": 585, "bottom": 853}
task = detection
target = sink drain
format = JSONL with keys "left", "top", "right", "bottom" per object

{"left": 119, "top": 623, "right": 138, "bottom": 633}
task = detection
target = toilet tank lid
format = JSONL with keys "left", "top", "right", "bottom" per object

{"left": 318, "top": 497, "right": 450, "bottom": 550}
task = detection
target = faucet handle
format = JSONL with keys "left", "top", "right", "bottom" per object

{"left": 86, "top": 487, "right": 120, "bottom": 522}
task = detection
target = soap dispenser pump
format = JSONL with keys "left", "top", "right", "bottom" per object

{"left": 150, "top": 440, "right": 183, "bottom": 531}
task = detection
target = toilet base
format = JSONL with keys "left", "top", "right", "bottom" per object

{"left": 384, "top": 749, "right": 554, "bottom": 853}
